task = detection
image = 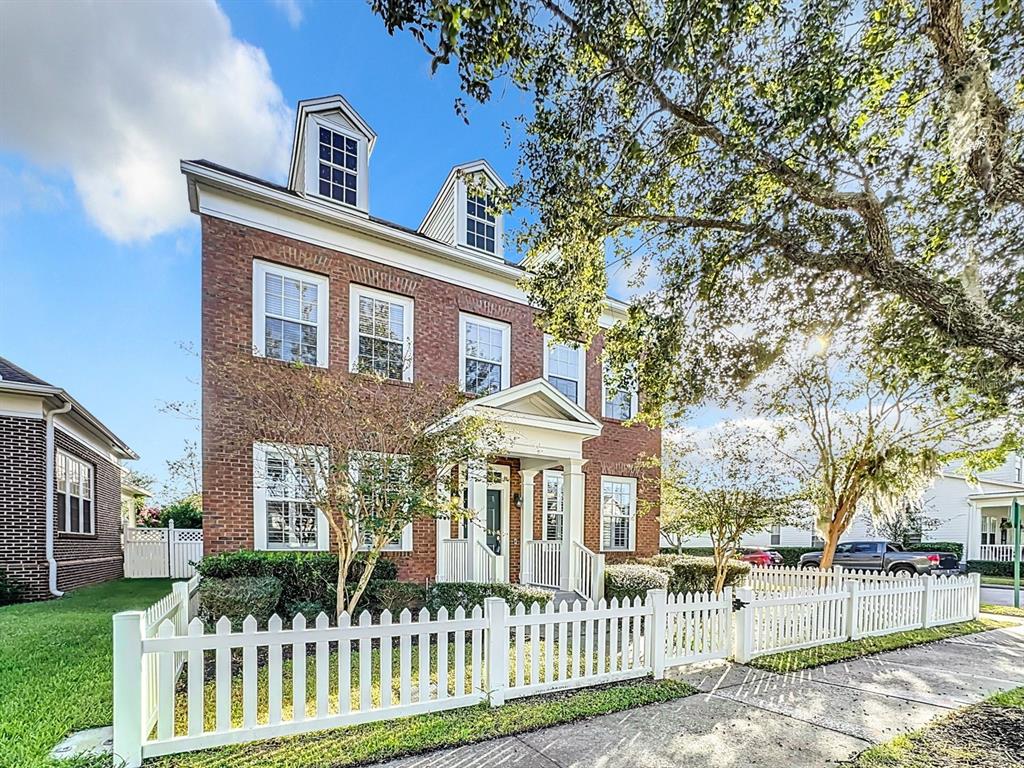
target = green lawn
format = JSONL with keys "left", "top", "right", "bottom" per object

{"left": 847, "top": 686, "right": 1024, "bottom": 767}
{"left": 749, "top": 619, "right": 1010, "bottom": 674}
{"left": 980, "top": 603, "right": 1024, "bottom": 618}
{"left": 981, "top": 575, "right": 1021, "bottom": 587}
{"left": 0, "top": 578, "right": 174, "bottom": 768}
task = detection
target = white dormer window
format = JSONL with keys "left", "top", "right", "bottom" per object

{"left": 317, "top": 126, "right": 359, "bottom": 206}
{"left": 465, "top": 192, "right": 496, "bottom": 254}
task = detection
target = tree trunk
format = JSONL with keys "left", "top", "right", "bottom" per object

{"left": 712, "top": 544, "right": 729, "bottom": 594}
{"left": 346, "top": 548, "right": 382, "bottom": 615}
{"left": 335, "top": 546, "right": 351, "bottom": 617}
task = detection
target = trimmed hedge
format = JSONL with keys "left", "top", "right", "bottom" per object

{"left": 604, "top": 564, "right": 671, "bottom": 602}
{"left": 424, "top": 582, "right": 553, "bottom": 614}
{"left": 198, "top": 576, "right": 282, "bottom": 629}
{"left": 641, "top": 554, "right": 749, "bottom": 594}
{"left": 195, "top": 551, "right": 398, "bottom": 616}
{"left": 967, "top": 560, "right": 1017, "bottom": 578}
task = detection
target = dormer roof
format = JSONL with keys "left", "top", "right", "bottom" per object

{"left": 287, "top": 95, "right": 377, "bottom": 191}
{"left": 419, "top": 160, "right": 506, "bottom": 259}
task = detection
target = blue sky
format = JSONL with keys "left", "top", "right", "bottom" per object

{"left": 0, "top": 0, "right": 690, "bottom": 495}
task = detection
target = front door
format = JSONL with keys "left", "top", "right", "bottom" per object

{"left": 486, "top": 488, "right": 502, "bottom": 555}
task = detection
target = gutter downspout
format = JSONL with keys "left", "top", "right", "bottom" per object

{"left": 45, "top": 402, "right": 73, "bottom": 597}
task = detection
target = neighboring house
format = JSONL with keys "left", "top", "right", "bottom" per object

{"left": 670, "top": 454, "right": 1024, "bottom": 563}
{"left": 181, "top": 95, "right": 660, "bottom": 593}
{"left": 120, "top": 474, "right": 151, "bottom": 529}
{"left": 0, "top": 357, "right": 137, "bottom": 600}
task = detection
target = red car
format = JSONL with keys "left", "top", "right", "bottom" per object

{"left": 736, "top": 547, "right": 784, "bottom": 566}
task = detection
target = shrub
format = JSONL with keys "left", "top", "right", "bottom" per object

{"left": 367, "top": 580, "right": 427, "bottom": 615}
{"left": 604, "top": 564, "right": 670, "bottom": 602}
{"left": 195, "top": 551, "right": 399, "bottom": 615}
{"left": 424, "top": 582, "right": 554, "bottom": 615}
{"left": 918, "top": 541, "right": 963, "bottom": 559}
{"left": 0, "top": 568, "right": 22, "bottom": 606}
{"left": 642, "top": 554, "right": 749, "bottom": 594}
{"left": 967, "top": 560, "right": 1016, "bottom": 578}
{"left": 160, "top": 496, "right": 202, "bottom": 529}
{"left": 137, "top": 506, "right": 162, "bottom": 528}
{"left": 198, "top": 576, "right": 282, "bottom": 629}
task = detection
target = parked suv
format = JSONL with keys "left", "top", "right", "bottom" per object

{"left": 799, "top": 541, "right": 960, "bottom": 576}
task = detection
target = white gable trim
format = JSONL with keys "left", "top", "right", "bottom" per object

{"left": 288, "top": 95, "right": 378, "bottom": 191}
{"left": 469, "top": 378, "right": 600, "bottom": 428}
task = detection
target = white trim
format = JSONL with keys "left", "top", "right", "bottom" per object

{"left": 55, "top": 448, "right": 95, "bottom": 535}
{"left": 252, "top": 259, "right": 330, "bottom": 368}
{"left": 304, "top": 116, "right": 370, "bottom": 214}
{"left": 543, "top": 334, "right": 586, "bottom": 409}
{"left": 252, "top": 443, "right": 330, "bottom": 552}
{"left": 440, "top": 378, "right": 603, "bottom": 437}
{"left": 419, "top": 159, "right": 505, "bottom": 233}
{"left": 542, "top": 470, "right": 564, "bottom": 542}
{"left": 458, "top": 313, "right": 511, "bottom": 395}
{"left": 600, "top": 365, "right": 638, "bottom": 421}
{"left": 455, "top": 176, "right": 504, "bottom": 260}
{"left": 287, "top": 95, "right": 377, "bottom": 191}
{"left": 182, "top": 164, "right": 629, "bottom": 327}
{"left": 599, "top": 475, "right": 637, "bottom": 553}
{"left": 348, "top": 284, "right": 415, "bottom": 382}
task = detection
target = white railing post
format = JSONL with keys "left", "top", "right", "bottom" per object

{"left": 970, "top": 572, "right": 981, "bottom": 619}
{"left": 647, "top": 588, "right": 667, "bottom": 678}
{"left": 733, "top": 586, "right": 754, "bottom": 663}
{"left": 594, "top": 552, "right": 606, "bottom": 602}
{"left": 920, "top": 576, "right": 934, "bottom": 629}
{"left": 113, "top": 611, "right": 144, "bottom": 768}
{"left": 484, "top": 597, "right": 508, "bottom": 706}
{"left": 832, "top": 563, "right": 844, "bottom": 590}
{"left": 846, "top": 581, "right": 861, "bottom": 641}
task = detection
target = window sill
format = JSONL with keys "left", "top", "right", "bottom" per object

{"left": 600, "top": 416, "right": 635, "bottom": 426}
{"left": 348, "top": 370, "right": 414, "bottom": 388}
{"left": 58, "top": 531, "right": 97, "bottom": 540}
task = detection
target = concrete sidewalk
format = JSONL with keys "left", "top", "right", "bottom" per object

{"left": 373, "top": 623, "right": 1024, "bottom": 768}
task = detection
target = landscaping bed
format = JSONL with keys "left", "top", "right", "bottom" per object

{"left": 846, "top": 686, "right": 1024, "bottom": 767}
{"left": 0, "top": 578, "right": 175, "bottom": 768}
{"left": 748, "top": 619, "right": 1009, "bottom": 673}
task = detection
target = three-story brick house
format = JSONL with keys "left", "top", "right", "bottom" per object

{"left": 183, "top": 95, "right": 660, "bottom": 595}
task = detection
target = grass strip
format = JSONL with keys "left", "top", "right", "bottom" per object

{"left": 980, "top": 603, "right": 1024, "bottom": 618}
{"left": 846, "top": 686, "right": 1024, "bottom": 767}
{"left": 147, "top": 677, "right": 696, "bottom": 767}
{"left": 749, "top": 619, "right": 1010, "bottom": 673}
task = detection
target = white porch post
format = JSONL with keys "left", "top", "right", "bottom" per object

{"left": 519, "top": 470, "right": 537, "bottom": 584}
{"left": 435, "top": 473, "right": 449, "bottom": 582}
{"left": 467, "top": 458, "right": 488, "bottom": 582}
{"left": 560, "top": 459, "right": 585, "bottom": 592}
{"left": 966, "top": 501, "right": 980, "bottom": 561}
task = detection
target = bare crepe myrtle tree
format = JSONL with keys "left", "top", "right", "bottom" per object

{"left": 215, "top": 357, "right": 502, "bottom": 615}
{"left": 651, "top": 425, "right": 803, "bottom": 593}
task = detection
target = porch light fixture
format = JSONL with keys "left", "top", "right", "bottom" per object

{"left": 513, "top": 493, "right": 522, "bottom": 509}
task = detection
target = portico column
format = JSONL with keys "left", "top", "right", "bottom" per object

{"left": 966, "top": 501, "right": 981, "bottom": 561}
{"left": 435, "top": 469, "right": 452, "bottom": 581}
{"left": 467, "top": 458, "right": 488, "bottom": 582}
{"left": 560, "top": 459, "right": 586, "bottom": 592}
{"left": 519, "top": 470, "right": 537, "bottom": 584}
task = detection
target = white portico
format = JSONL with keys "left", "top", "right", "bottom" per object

{"left": 966, "top": 489, "right": 1024, "bottom": 562}
{"left": 434, "top": 379, "right": 607, "bottom": 600}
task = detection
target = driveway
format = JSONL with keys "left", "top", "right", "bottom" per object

{"left": 373, "top": 623, "right": 1024, "bottom": 768}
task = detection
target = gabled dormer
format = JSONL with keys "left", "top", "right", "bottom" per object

{"left": 419, "top": 160, "right": 505, "bottom": 260}
{"left": 288, "top": 95, "right": 377, "bottom": 214}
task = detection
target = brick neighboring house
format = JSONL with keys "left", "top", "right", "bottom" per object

{"left": 182, "top": 95, "right": 661, "bottom": 595}
{"left": 0, "top": 357, "right": 137, "bottom": 600}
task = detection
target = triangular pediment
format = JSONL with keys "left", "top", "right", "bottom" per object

{"left": 467, "top": 378, "right": 602, "bottom": 432}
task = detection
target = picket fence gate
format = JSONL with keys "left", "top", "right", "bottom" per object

{"left": 112, "top": 571, "right": 979, "bottom": 767}
{"left": 123, "top": 522, "right": 203, "bottom": 578}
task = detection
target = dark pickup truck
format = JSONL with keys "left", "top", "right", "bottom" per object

{"left": 799, "top": 541, "right": 961, "bottom": 576}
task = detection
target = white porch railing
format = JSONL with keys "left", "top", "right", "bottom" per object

{"left": 980, "top": 544, "right": 1022, "bottom": 562}
{"left": 570, "top": 542, "right": 605, "bottom": 601}
{"left": 525, "top": 541, "right": 561, "bottom": 589}
{"left": 438, "top": 539, "right": 471, "bottom": 583}
{"left": 474, "top": 541, "right": 501, "bottom": 584}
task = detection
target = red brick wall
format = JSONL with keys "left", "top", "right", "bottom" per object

{"left": 0, "top": 417, "right": 124, "bottom": 601}
{"left": 201, "top": 216, "right": 660, "bottom": 580}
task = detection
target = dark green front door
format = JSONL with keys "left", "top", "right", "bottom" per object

{"left": 486, "top": 488, "right": 502, "bottom": 554}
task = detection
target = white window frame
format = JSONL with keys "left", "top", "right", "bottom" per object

{"left": 601, "top": 365, "right": 638, "bottom": 420}
{"left": 543, "top": 334, "right": 586, "bottom": 408}
{"left": 600, "top": 475, "right": 637, "bottom": 552}
{"left": 56, "top": 449, "right": 94, "bottom": 535}
{"left": 456, "top": 178, "right": 503, "bottom": 259}
{"left": 351, "top": 451, "right": 414, "bottom": 552}
{"left": 348, "top": 284, "right": 415, "bottom": 382}
{"left": 458, "top": 313, "right": 511, "bottom": 395}
{"left": 304, "top": 115, "right": 369, "bottom": 213}
{"left": 770, "top": 524, "right": 782, "bottom": 546}
{"left": 252, "top": 443, "right": 329, "bottom": 552}
{"left": 542, "top": 470, "right": 564, "bottom": 542}
{"left": 252, "top": 260, "right": 330, "bottom": 368}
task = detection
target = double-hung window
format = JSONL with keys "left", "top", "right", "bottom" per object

{"left": 253, "top": 260, "right": 329, "bottom": 367}
{"left": 459, "top": 314, "right": 510, "bottom": 395}
{"left": 543, "top": 470, "right": 564, "bottom": 541}
{"left": 600, "top": 476, "right": 636, "bottom": 551}
{"left": 544, "top": 335, "right": 586, "bottom": 407}
{"left": 316, "top": 125, "right": 359, "bottom": 206}
{"left": 465, "top": 192, "right": 496, "bottom": 254}
{"left": 602, "top": 365, "right": 637, "bottom": 420}
{"left": 253, "top": 444, "right": 326, "bottom": 551}
{"left": 351, "top": 452, "right": 414, "bottom": 552}
{"left": 349, "top": 285, "right": 414, "bottom": 382}
{"left": 56, "top": 450, "right": 93, "bottom": 535}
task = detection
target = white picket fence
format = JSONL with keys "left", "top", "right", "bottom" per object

{"left": 112, "top": 570, "right": 979, "bottom": 767}
{"left": 124, "top": 522, "right": 203, "bottom": 578}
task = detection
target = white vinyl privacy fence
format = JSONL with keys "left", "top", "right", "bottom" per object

{"left": 112, "top": 570, "right": 979, "bottom": 767}
{"left": 123, "top": 522, "right": 203, "bottom": 578}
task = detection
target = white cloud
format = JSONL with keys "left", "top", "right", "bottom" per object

{"left": 270, "top": 0, "right": 306, "bottom": 28}
{"left": 0, "top": 0, "right": 292, "bottom": 242}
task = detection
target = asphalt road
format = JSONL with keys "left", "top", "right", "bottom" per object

{"left": 981, "top": 584, "right": 1022, "bottom": 607}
